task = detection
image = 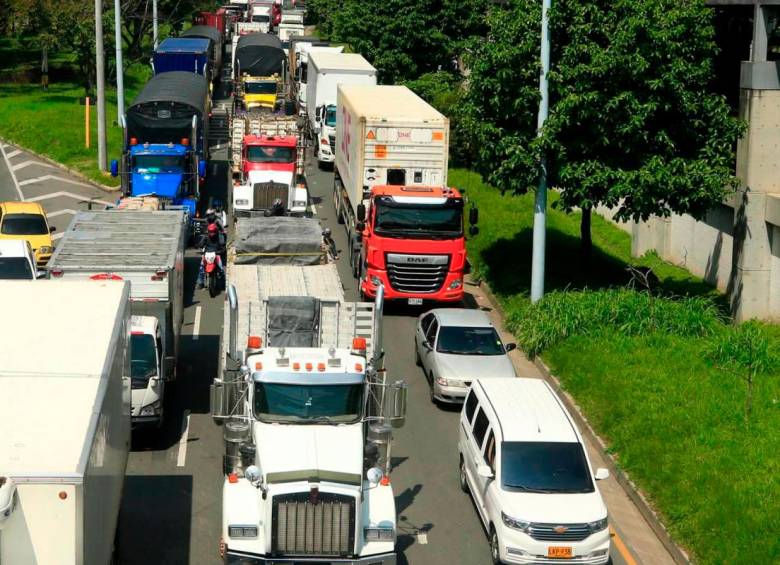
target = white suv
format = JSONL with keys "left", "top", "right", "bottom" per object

{"left": 458, "top": 378, "right": 611, "bottom": 564}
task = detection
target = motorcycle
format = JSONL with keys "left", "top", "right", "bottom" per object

{"left": 202, "top": 250, "right": 224, "bottom": 297}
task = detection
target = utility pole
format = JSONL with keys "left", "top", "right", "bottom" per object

{"left": 95, "top": 0, "right": 107, "bottom": 170}
{"left": 153, "top": 0, "right": 159, "bottom": 50}
{"left": 530, "top": 0, "right": 551, "bottom": 303}
{"left": 114, "top": 0, "right": 124, "bottom": 122}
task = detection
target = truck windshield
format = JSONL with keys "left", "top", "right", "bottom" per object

{"left": 436, "top": 326, "right": 505, "bottom": 355}
{"left": 133, "top": 155, "right": 183, "bottom": 173}
{"left": 374, "top": 199, "right": 463, "bottom": 238}
{"left": 252, "top": 14, "right": 270, "bottom": 22}
{"left": 244, "top": 81, "right": 277, "bottom": 95}
{"left": 246, "top": 145, "right": 294, "bottom": 163}
{"left": 0, "top": 257, "right": 33, "bottom": 280}
{"left": 131, "top": 333, "right": 158, "bottom": 389}
{"left": 1, "top": 213, "right": 49, "bottom": 235}
{"left": 254, "top": 382, "right": 363, "bottom": 424}
{"left": 325, "top": 107, "right": 337, "bottom": 127}
{"left": 502, "top": 442, "right": 595, "bottom": 493}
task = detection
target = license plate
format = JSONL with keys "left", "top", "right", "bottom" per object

{"left": 548, "top": 546, "right": 573, "bottom": 558}
{"left": 407, "top": 298, "right": 423, "bottom": 305}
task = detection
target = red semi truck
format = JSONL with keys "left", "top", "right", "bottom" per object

{"left": 334, "top": 85, "right": 478, "bottom": 305}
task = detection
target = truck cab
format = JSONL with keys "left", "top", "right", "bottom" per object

{"left": 218, "top": 342, "right": 400, "bottom": 565}
{"left": 356, "top": 185, "right": 477, "bottom": 304}
{"left": 241, "top": 75, "right": 281, "bottom": 112}
{"left": 233, "top": 134, "right": 307, "bottom": 216}
{"left": 249, "top": 5, "right": 271, "bottom": 32}
{"left": 314, "top": 103, "right": 337, "bottom": 165}
{"left": 130, "top": 315, "right": 166, "bottom": 426}
{"left": 118, "top": 141, "right": 201, "bottom": 217}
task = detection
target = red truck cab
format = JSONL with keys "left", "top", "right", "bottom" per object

{"left": 194, "top": 10, "right": 226, "bottom": 36}
{"left": 356, "top": 185, "right": 477, "bottom": 304}
{"left": 242, "top": 134, "right": 297, "bottom": 177}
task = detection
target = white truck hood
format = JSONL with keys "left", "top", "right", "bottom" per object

{"left": 254, "top": 422, "right": 364, "bottom": 485}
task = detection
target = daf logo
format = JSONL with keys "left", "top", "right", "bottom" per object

{"left": 554, "top": 525, "right": 569, "bottom": 534}
{"left": 407, "top": 257, "right": 429, "bottom": 263}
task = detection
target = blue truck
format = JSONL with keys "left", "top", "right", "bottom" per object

{"left": 152, "top": 37, "right": 211, "bottom": 79}
{"left": 111, "top": 71, "right": 210, "bottom": 219}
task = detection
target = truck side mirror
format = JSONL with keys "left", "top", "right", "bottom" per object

{"left": 164, "top": 357, "right": 176, "bottom": 381}
{"left": 390, "top": 380, "right": 407, "bottom": 428}
{"left": 469, "top": 225, "right": 479, "bottom": 237}
{"left": 198, "top": 160, "right": 207, "bottom": 178}
{"left": 469, "top": 206, "right": 479, "bottom": 226}
{"left": 357, "top": 203, "right": 366, "bottom": 222}
{"left": 110, "top": 159, "right": 119, "bottom": 177}
{"left": 356, "top": 221, "right": 365, "bottom": 233}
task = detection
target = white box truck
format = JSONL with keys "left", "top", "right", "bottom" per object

{"left": 306, "top": 52, "right": 377, "bottom": 167}
{"left": 47, "top": 209, "right": 187, "bottom": 427}
{"left": 0, "top": 280, "right": 131, "bottom": 565}
{"left": 333, "top": 85, "right": 478, "bottom": 304}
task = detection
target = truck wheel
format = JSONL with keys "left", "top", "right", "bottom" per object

{"left": 415, "top": 341, "right": 421, "bottom": 366}
{"left": 333, "top": 189, "right": 345, "bottom": 224}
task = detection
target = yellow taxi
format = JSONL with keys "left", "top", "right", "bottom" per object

{"left": 0, "top": 201, "right": 55, "bottom": 267}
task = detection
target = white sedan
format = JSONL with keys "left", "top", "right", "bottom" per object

{"left": 415, "top": 308, "right": 517, "bottom": 404}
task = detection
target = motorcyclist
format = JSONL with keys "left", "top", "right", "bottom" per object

{"left": 197, "top": 223, "right": 225, "bottom": 289}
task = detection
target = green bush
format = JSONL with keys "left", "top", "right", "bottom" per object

{"left": 507, "top": 288, "right": 723, "bottom": 357}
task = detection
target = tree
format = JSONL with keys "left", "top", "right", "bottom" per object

{"left": 459, "top": 0, "right": 745, "bottom": 259}
{"left": 707, "top": 321, "right": 778, "bottom": 422}
{"left": 330, "top": 0, "right": 488, "bottom": 83}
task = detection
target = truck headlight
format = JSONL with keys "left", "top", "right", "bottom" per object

{"left": 140, "top": 401, "right": 161, "bottom": 416}
{"left": 364, "top": 527, "right": 395, "bottom": 542}
{"left": 588, "top": 516, "right": 608, "bottom": 533}
{"left": 38, "top": 246, "right": 54, "bottom": 255}
{"left": 448, "top": 278, "right": 462, "bottom": 289}
{"left": 369, "top": 275, "right": 381, "bottom": 286}
{"left": 229, "top": 525, "right": 258, "bottom": 538}
{"left": 235, "top": 199, "right": 249, "bottom": 206}
{"left": 292, "top": 200, "right": 307, "bottom": 209}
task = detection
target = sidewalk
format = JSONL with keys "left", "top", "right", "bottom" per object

{"left": 463, "top": 277, "right": 679, "bottom": 565}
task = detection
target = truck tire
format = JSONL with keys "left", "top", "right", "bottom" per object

{"left": 334, "top": 187, "right": 345, "bottom": 224}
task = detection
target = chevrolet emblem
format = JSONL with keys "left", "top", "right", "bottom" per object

{"left": 554, "top": 525, "right": 569, "bottom": 534}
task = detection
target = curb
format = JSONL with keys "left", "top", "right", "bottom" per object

{"left": 474, "top": 276, "right": 692, "bottom": 565}
{"left": 0, "top": 136, "right": 120, "bottom": 193}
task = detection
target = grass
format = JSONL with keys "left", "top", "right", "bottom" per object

{"left": 0, "top": 40, "right": 152, "bottom": 187}
{"left": 455, "top": 168, "right": 780, "bottom": 563}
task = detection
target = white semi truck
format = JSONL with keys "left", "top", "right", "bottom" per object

{"left": 47, "top": 209, "right": 187, "bottom": 427}
{"left": 289, "top": 41, "right": 344, "bottom": 116}
{"left": 306, "top": 52, "right": 377, "bottom": 167}
{"left": 211, "top": 216, "right": 406, "bottom": 564}
{"left": 0, "top": 280, "right": 131, "bottom": 565}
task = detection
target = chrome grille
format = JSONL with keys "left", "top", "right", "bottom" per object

{"left": 528, "top": 523, "right": 592, "bottom": 542}
{"left": 272, "top": 492, "right": 355, "bottom": 556}
{"left": 386, "top": 254, "right": 449, "bottom": 294}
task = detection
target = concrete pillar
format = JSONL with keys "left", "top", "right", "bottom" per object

{"left": 730, "top": 79, "right": 780, "bottom": 320}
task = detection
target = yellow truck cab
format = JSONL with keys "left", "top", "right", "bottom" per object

{"left": 241, "top": 74, "right": 281, "bottom": 111}
{"left": 0, "top": 201, "right": 55, "bottom": 266}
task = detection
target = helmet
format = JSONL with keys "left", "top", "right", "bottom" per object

{"left": 206, "top": 207, "right": 216, "bottom": 216}
{"left": 207, "top": 223, "right": 218, "bottom": 235}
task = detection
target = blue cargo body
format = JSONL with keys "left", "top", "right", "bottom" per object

{"left": 153, "top": 38, "right": 211, "bottom": 77}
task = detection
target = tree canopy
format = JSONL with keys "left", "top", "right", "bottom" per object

{"left": 459, "top": 0, "right": 745, "bottom": 252}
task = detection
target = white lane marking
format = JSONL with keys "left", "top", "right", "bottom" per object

{"left": 0, "top": 143, "right": 24, "bottom": 200}
{"left": 11, "top": 160, "right": 57, "bottom": 172}
{"left": 46, "top": 208, "right": 77, "bottom": 219}
{"left": 177, "top": 410, "right": 191, "bottom": 467}
{"left": 192, "top": 305, "right": 202, "bottom": 341}
{"left": 20, "top": 176, "right": 96, "bottom": 189}
{"left": 27, "top": 189, "right": 113, "bottom": 206}
{"left": 310, "top": 203, "right": 317, "bottom": 215}
{"left": 6, "top": 149, "right": 21, "bottom": 158}
{"left": 417, "top": 533, "right": 428, "bottom": 544}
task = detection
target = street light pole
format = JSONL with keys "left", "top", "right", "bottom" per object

{"left": 530, "top": 0, "right": 551, "bottom": 303}
{"left": 153, "top": 0, "right": 159, "bottom": 50}
{"left": 95, "top": 0, "right": 107, "bottom": 171}
{"left": 114, "top": 0, "right": 124, "bottom": 122}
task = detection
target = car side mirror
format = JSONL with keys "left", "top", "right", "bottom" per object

{"left": 594, "top": 468, "right": 610, "bottom": 481}
{"left": 49, "top": 226, "right": 56, "bottom": 233}
{"left": 505, "top": 343, "right": 517, "bottom": 352}
{"left": 110, "top": 159, "right": 119, "bottom": 177}
{"left": 477, "top": 465, "right": 494, "bottom": 479}
{"left": 356, "top": 203, "right": 366, "bottom": 222}
{"left": 469, "top": 206, "right": 479, "bottom": 226}
{"left": 36, "top": 270, "right": 47, "bottom": 279}
{"left": 422, "top": 340, "right": 432, "bottom": 351}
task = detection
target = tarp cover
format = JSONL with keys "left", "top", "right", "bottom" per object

{"left": 236, "top": 33, "right": 284, "bottom": 76}
{"left": 266, "top": 296, "right": 320, "bottom": 347}
{"left": 182, "top": 25, "right": 222, "bottom": 46}
{"left": 234, "top": 216, "right": 323, "bottom": 265}
{"left": 127, "top": 72, "right": 209, "bottom": 145}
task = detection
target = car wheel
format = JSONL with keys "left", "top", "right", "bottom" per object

{"left": 459, "top": 456, "right": 469, "bottom": 493}
{"left": 490, "top": 526, "right": 502, "bottom": 565}
{"left": 414, "top": 340, "right": 421, "bottom": 366}
{"left": 429, "top": 373, "right": 437, "bottom": 404}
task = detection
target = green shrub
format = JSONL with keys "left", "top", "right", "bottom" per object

{"left": 507, "top": 288, "right": 723, "bottom": 357}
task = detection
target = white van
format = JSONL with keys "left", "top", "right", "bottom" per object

{"left": 0, "top": 240, "right": 43, "bottom": 279}
{"left": 458, "top": 378, "right": 611, "bottom": 564}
